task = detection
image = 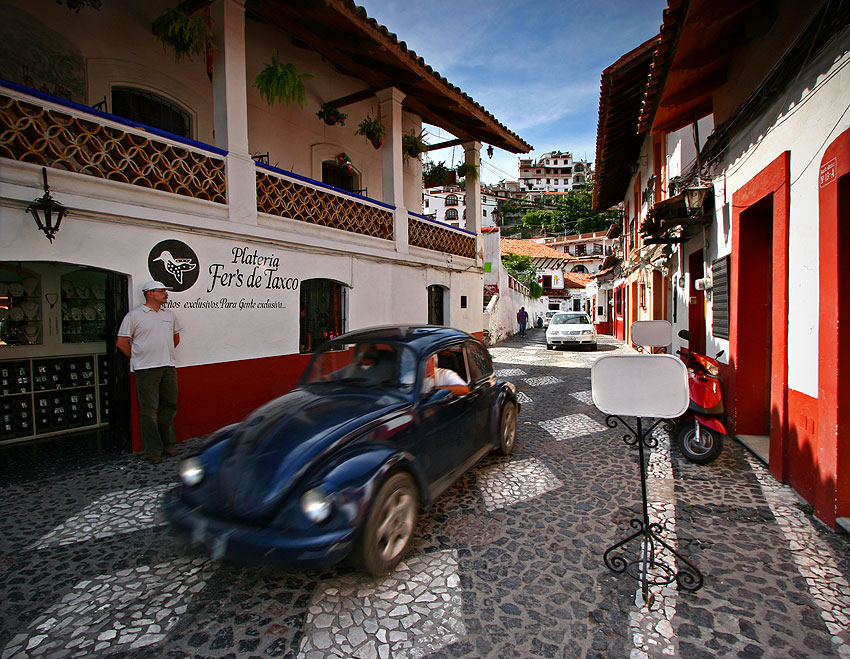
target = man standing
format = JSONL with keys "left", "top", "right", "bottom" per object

{"left": 517, "top": 307, "right": 529, "bottom": 338}
{"left": 116, "top": 281, "right": 183, "bottom": 464}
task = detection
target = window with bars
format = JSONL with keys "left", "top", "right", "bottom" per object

{"left": 711, "top": 256, "right": 730, "bottom": 339}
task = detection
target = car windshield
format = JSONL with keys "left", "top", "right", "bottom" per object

{"left": 551, "top": 313, "right": 592, "bottom": 325}
{"left": 546, "top": 311, "right": 557, "bottom": 318}
{"left": 302, "top": 340, "right": 417, "bottom": 390}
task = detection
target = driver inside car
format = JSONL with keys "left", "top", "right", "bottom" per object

{"left": 423, "top": 354, "right": 470, "bottom": 396}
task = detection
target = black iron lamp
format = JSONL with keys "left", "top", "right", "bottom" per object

{"left": 683, "top": 184, "right": 712, "bottom": 216}
{"left": 486, "top": 144, "right": 494, "bottom": 159}
{"left": 26, "top": 167, "right": 67, "bottom": 243}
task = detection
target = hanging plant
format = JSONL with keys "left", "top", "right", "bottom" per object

{"left": 254, "top": 50, "right": 314, "bottom": 108}
{"left": 317, "top": 103, "right": 347, "bottom": 126}
{"left": 152, "top": 7, "right": 215, "bottom": 62}
{"left": 455, "top": 161, "right": 479, "bottom": 184}
{"left": 402, "top": 131, "right": 429, "bottom": 160}
{"left": 423, "top": 161, "right": 455, "bottom": 187}
{"left": 336, "top": 153, "right": 353, "bottom": 176}
{"left": 356, "top": 114, "right": 387, "bottom": 149}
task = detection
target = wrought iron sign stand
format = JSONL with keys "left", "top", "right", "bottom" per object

{"left": 602, "top": 413, "right": 703, "bottom": 605}
{"left": 591, "top": 327, "right": 705, "bottom": 608}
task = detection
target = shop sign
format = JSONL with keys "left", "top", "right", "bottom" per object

{"left": 147, "top": 240, "right": 299, "bottom": 311}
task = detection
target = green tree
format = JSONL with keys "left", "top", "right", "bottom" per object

{"left": 501, "top": 253, "right": 542, "bottom": 298}
{"left": 519, "top": 190, "right": 618, "bottom": 236}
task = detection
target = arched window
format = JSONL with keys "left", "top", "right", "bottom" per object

{"left": 445, "top": 194, "right": 458, "bottom": 206}
{"left": 571, "top": 265, "right": 588, "bottom": 273}
{"left": 446, "top": 209, "right": 458, "bottom": 221}
{"left": 111, "top": 87, "right": 192, "bottom": 138}
{"left": 300, "top": 279, "right": 346, "bottom": 353}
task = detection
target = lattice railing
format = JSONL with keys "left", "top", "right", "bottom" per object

{"left": 256, "top": 170, "right": 394, "bottom": 240}
{"left": 408, "top": 215, "right": 476, "bottom": 258}
{"left": 0, "top": 92, "right": 226, "bottom": 204}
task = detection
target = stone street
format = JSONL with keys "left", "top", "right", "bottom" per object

{"left": 2, "top": 331, "right": 849, "bottom": 658}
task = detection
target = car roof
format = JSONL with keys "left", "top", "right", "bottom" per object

{"left": 332, "top": 325, "right": 476, "bottom": 355}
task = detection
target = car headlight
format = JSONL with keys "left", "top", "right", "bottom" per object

{"left": 179, "top": 457, "right": 205, "bottom": 486}
{"left": 581, "top": 329, "right": 593, "bottom": 335}
{"left": 301, "top": 488, "right": 333, "bottom": 523}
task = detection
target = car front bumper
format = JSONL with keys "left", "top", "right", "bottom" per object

{"left": 547, "top": 334, "right": 596, "bottom": 345}
{"left": 162, "top": 488, "right": 357, "bottom": 568}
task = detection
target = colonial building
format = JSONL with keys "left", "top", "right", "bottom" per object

{"left": 422, "top": 185, "right": 498, "bottom": 229}
{"left": 0, "top": 0, "right": 530, "bottom": 453}
{"left": 518, "top": 151, "right": 590, "bottom": 195}
{"left": 593, "top": 0, "right": 850, "bottom": 530}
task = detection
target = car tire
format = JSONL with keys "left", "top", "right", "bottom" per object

{"left": 590, "top": 342, "right": 598, "bottom": 351}
{"left": 546, "top": 343, "right": 553, "bottom": 350}
{"left": 354, "top": 472, "right": 418, "bottom": 576}
{"left": 497, "top": 401, "right": 517, "bottom": 455}
{"left": 675, "top": 423, "right": 723, "bottom": 464}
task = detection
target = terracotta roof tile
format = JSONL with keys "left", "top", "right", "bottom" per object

{"left": 501, "top": 239, "right": 572, "bottom": 260}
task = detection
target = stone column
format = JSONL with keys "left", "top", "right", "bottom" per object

{"left": 377, "top": 87, "right": 408, "bottom": 254}
{"left": 212, "top": 0, "right": 257, "bottom": 225}
{"left": 464, "top": 141, "right": 482, "bottom": 263}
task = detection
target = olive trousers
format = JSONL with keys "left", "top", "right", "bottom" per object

{"left": 134, "top": 366, "right": 178, "bottom": 459}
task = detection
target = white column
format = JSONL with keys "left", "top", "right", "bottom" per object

{"left": 377, "top": 87, "right": 408, "bottom": 254}
{"left": 212, "top": 0, "right": 257, "bottom": 225}
{"left": 464, "top": 141, "right": 482, "bottom": 262}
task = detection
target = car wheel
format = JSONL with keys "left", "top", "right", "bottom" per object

{"left": 355, "top": 472, "right": 418, "bottom": 576}
{"left": 546, "top": 343, "right": 553, "bottom": 350}
{"left": 590, "top": 342, "right": 598, "bottom": 351}
{"left": 498, "top": 401, "right": 517, "bottom": 455}
{"left": 675, "top": 423, "right": 723, "bottom": 464}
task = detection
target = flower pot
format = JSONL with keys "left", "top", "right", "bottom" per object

{"left": 370, "top": 137, "right": 385, "bottom": 150}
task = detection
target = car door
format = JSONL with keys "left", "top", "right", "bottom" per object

{"left": 464, "top": 340, "right": 497, "bottom": 453}
{"left": 417, "top": 345, "right": 478, "bottom": 497}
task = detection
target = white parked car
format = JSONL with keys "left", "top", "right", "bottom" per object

{"left": 546, "top": 312, "right": 597, "bottom": 350}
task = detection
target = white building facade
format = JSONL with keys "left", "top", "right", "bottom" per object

{"left": 518, "top": 151, "right": 590, "bottom": 194}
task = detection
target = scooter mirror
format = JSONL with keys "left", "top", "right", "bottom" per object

{"left": 716, "top": 350, "right": 725, "bottom": 359}
{"left": 678, "top": 329, "right": 692, "bottom": 341}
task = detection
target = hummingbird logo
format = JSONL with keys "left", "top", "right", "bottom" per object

{"left": 148, "top": 240, "right": 200, "bottom": 292}
{"left": 152, "top": 250, "right": 198, "bottom": 285}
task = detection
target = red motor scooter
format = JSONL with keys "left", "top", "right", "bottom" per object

{"left": 674, "top": 330, "right": 726, "bottom": 464}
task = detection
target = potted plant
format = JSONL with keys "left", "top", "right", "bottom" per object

{"left": 356, "top": 114, "right": 387, "bottom": 149}
{"left": 152, "top": 7, "right": 214, "bottom": 61}
{"left": 317, "top": 103, "right": 346, "bottom": 126}
{"left": 423, "top": 161, "right": 455, "bottom": 188}
{"left": 402, "top": 130, "right": 428, "bottom": 159}
{"left": 455, "top": 161, "right": 479, "bottom": 184}
{"left": 254, "top": 50, "right": 314, "bottom": 108}
{"left": 336, "top": 153, "right": 353, "bottom": 176}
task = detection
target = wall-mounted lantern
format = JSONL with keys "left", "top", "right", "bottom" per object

{"left": 683, "top": 184, "right": 712, "bottom": 216}
{"left": 26, "top": 168, "right": 67, "bottom": 243}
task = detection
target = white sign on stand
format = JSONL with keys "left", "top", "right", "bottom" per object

{"left": 591, "top": 354, "right": 688, "bottom": 418}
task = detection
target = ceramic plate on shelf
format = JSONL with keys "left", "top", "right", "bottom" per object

{"left": 75, "top": 286, "right": 90, "bottom": 299}
{"left": 83, "top": 304, "right": 97, "bottom": 320}
{"left": 9, "top": 306, "right": 24, "bottom": 321}
{"left": 9, "top": 282, "right": 24, "bottom": 297}
{"left": 62, "top": 281, "right": 75, "bottom": 297}
{"left": 91, "top": 284, "right": 105, "bottom": 299}
{"left": 71, "top": 307, "right": 83, "bottom": 320}
{"left": 22, "top": 277, "right": 39, "bottom": 296}
{"left": 21, "top": 300, "right": 39, "bottom": 319}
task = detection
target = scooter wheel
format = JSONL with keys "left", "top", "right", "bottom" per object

{"left": 676, "top": 423, "right": 723, "bottom": 464}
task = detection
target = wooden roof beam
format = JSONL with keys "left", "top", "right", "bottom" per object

{"left": 325, "top": 89, "right": 375, "bottom": 109}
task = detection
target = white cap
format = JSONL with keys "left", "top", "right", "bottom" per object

{"left": 142, "top": 280, "right": 172, "bottom": 292}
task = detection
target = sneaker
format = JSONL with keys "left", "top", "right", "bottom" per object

{"left": 163, "top": 448, "right": 178, "bottom": 457}
{"left": 148, "top": 455, "right": 162, "bottom": 464}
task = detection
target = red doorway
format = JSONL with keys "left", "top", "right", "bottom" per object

{"left": 818, "top": 127, "right": 850, "bottom": 526}
{"left": 688, "top": 250, "right": 706, "bottom": 355}
{"left": 729, "top": 152, "right": 790, "bottom": 480}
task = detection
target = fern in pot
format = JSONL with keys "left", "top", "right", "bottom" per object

{"left": 152, "top": 7, "right": 215, "bottom": 61}
{"left": 455, "top": 161, "right": 479, "bottom": 184}
{"left": 402, "top": 131, "right": 428, "bottom": 160}
{"left": 254, "top": 50, "right": 314, "bottom": 108}
{"left": 356, "top": 114, "right": 387, "bottom": 149}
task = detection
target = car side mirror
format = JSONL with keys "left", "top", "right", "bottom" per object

{"left": 678, "top": 329, "right": 691, "bottom": 341}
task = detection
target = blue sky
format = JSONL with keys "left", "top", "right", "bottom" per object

{"left": 356, "top": 0, "right": 669, "bottom": 184}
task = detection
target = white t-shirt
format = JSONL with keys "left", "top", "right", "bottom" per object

{"left": 118, "top": 305, "right": 183, "bottom": 371}
{"left": 423, "top": 367, "right": 466, "bottom": 392}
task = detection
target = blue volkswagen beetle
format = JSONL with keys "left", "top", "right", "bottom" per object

{"left": 163, "top": 325, "right": 519, "bottom": 575}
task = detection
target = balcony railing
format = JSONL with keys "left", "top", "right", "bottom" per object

{"left": 408, "top": 212, "right": 476, "bottom": 259}
{"left": 256, "top": 165, "right": 394, "bottom": 240}
{"left": 1, "top": 81, "right": 479, "bottom": 261}
{"left": 0, "top": 82, "right": 226, "bottom": 204}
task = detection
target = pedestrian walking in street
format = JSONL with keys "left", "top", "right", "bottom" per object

{"left": 517, "top": 306, "right": 529, "bottom": 337}
{"left": 116, "top": 280, "right": 183, "bottom": 464}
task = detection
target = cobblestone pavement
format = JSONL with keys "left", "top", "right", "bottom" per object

{"left": 2, "top": 330, "right": 850, "bottom": 658}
